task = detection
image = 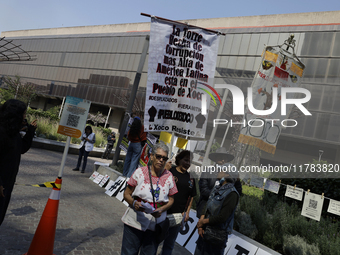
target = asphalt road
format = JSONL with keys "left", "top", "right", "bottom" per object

{"left": 0, "top": 147, "right": 191, "bottom": 255}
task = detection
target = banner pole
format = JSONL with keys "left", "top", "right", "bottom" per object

{"left": 112, "top": 35, "right": 150, "bottom": 166}
{"left": 202, "top": 86, "right": 229, "bottom": 165}
{"left": 58, "top": 136, "right": 71, "bottom": 178}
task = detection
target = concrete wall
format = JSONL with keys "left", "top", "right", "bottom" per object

{"left": 2, "top": 11, "right": 340, "bottom": 38}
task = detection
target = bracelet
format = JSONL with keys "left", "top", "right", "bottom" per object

{"left": 132, "top": 200, "right": 136, "bottom": 207}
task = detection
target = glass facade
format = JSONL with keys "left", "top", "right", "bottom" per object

{"left": 0, "top": 20, "right": 340, "bottom": 162}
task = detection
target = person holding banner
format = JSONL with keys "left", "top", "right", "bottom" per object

{"left": 122, "top": 116, "right": 147, "bottom": 177}
{"left": 73, "top": 125, "right": 95, "bottom": 173}
{"left": 121, "top": 142, "right": 177, "bottom": 255}
{"left": 195, "top": 170, "right": 239, "bottom": 255}
{"left": 161, "top": 150, "right": 196, "bottom": 255}
{"left": 0, "top": 99, "right": 37, "bottom": 225}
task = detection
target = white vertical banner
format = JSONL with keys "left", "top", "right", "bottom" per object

{"left": 144, "top": 17, "right": 220, "bottom": 138}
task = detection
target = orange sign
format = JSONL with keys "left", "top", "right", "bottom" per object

{"left": 57, "top": 125, "right": 82, "bottom": 138}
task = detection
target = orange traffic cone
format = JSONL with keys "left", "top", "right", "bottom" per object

{"left": 24, "top": 177, "right": 62, "bottom": 255}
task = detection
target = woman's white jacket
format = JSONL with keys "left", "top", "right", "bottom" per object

{"left": 79, "top": 132, "right": 96, "bottom": 152}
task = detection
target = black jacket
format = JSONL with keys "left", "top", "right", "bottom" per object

{"left": 0, "top": 125, "right": 35, "bottom": 188}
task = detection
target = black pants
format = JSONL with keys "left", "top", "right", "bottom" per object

{"left": 0, "top": 183, "right": 14, "bottom": 226}
{"left": 76, "top": 146, "right": 89, "bottom": 171}
{"left": 102, "top": 144, "right": 113, "bottom": 158}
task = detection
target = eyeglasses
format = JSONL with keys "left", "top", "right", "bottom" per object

{"left": 154, "top": 154, "right": 169, "bottom": 162}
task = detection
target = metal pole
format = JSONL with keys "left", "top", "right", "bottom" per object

{"left": 59, "top": 97, "right": 66, "bottom": 119}
{"left": 112, "top": 35, "right": 150, "bottom": 166}
{"left": 220, "top": 122, "right": 231, "bottom": 147}
{"left": 104, "top": 107, "right": 112, "bottom": 128}
{"left": 168, "top": 132, "right": 175, "bottom": 158}
{"left": 58, "top": 136, "right": 71, "bottom": 178}
{"left": 202, "top": 85, "right": 230, "bottom": 164}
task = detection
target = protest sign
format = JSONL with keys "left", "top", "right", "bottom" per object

{"left": 144, "top": 18, "right": 220, "bottom": 138}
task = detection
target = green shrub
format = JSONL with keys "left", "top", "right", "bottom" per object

{"left": 283, "top": 235, "right": 320, "bottom": 255}
{"left": 235, "top": 211, "right": 258, "bottom": 239}
{"left": 27, "top": 108, "right": 59, "bottom": 121}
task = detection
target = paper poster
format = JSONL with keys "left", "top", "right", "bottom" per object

{"left": 93, "top": 174, "right": 104, "bottom": 184}
{"left": 327, "top": 199, "right": 340, "bottom": 216}
{"left": 89, "top": 171, "right": 99, "bottom": 181}
{"left": 176, "top": 137, "right": 188, "bottom": 149}
{"left": 115, "top": 178, "right": 129, "bottom": 205}
{"left": 176, "top": 210, "right": 199, "bottom": 247}
{"left": 105, "top": 180, "right": 115, "bottom": 191}
{"left": 159, "top": 131, "right": 172, "bottom": 144}
{"left": 144, "top": 18, "right": 220, "bottom": 138}
{"left": 57, "top": 96, "right": 91, "bottom": 138}
{"left": 301, "top": 191, "right": 324, "bottom": 221}
{"left": 255, "top": 248, "right": 274, "bottom": 255}
{"left": 226, "top": 237, "right": 258, "bottom": 255}
{"left": 187, "top": 140, "right": 198, "bottom": 151}
{"left": 98, "top": 175, "right": 110, "bottom": 187}
{"left": 249, "top": 176, "right": 264, "bottom": 188}
{"left": 264, "top": 179, "right": 280, "bottom": 194}
{"left": 285, "top": 185, "right": 304, "bottom": 201}
{"left": 195, "top": 140, "right": 207, "bottom": 151}
{"left": 105, "top": 176, "right": 126, "bottom": 197}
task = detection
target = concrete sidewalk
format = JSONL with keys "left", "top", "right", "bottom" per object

{"left": 0, "top": 147, "right": 191, "bottom": 255}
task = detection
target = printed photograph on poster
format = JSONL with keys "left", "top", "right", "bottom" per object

{"left": 138, "top": 133, "right": 157, "bottom": 167}
{"left": 301, "top": 191, "right": 324, "bottom": 221}
{"left": 285, "top": 185, "right": 304, "bottom": 201}
{"left": 327, "top": 199, "right": 340, "bottom": 216}
{"left": 264, "top": 179, "right": 280, "bottom": 194}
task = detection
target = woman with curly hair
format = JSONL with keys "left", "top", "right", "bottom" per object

{"left": 0, "top": 99, "right": 37, "bottom": 225}
{"left": 123, "top": 117, "right": 147, "bottom": 177}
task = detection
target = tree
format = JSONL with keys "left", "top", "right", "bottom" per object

{"left": 0, "top": 75, "right": 37, "bottom": 105}
{"left": 87, "top": 111, "right": 106, "bottom": 126}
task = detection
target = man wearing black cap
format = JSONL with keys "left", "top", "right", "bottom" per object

{"left": 196, "top": 147, "right": 242, "bottom": 218}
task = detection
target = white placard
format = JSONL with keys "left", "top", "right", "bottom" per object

{"left": 105, "top": 180, "right": 115, "bottom": 191}
{"left": 187, "top": 140, "right": 198, "bottom": 151}
{"left": 99, "top": 175, "right": 110, "bottom": 187}
{"left": 89, "top": 171, "right": 99, "bottom": 181}
{"left": 226, "top": 236, "right": 258, "bottom": 255}
{"left": 93, "top": 174, "right": 104, "bottom": 184}
{"left": 327, "top": 199, "right": 340, "bottom": 216}
{"left": 94, "top": 162, "right": 110, "bottom": 167}
{"left": 176, "top": 210, "right": 199, "bottom": 247}
{"left": 301, "top": 191, "right": 324, "bottom": 221}
{"left": 255, "top": 248, "right": 273, "bottom": 255}
{"left": 195, "top": 140, "right": 207, "bottom": 151}
{"left": 116, "top": 178, "right": 129, "bottom": 204}
{"left": 264, "top": 179, "right": 280, "bottom": 194}
{"left": 249, "top": 176, "right": 264, "bottom": 188}
{"left": 285, "top": 185, "right": 304, "bottom": 201}
{"left": 105, "top": 176, "right": 126, "bottom": 196}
